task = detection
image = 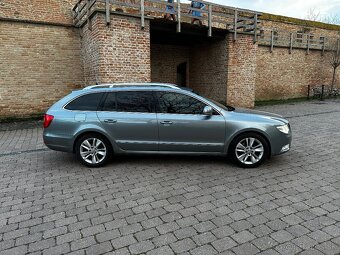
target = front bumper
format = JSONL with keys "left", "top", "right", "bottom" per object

{"left": 271, "top": 129, "right": 292, "bottom": 156}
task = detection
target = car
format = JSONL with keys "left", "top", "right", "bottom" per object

{"left": 43, "top": 83, "right": 292, "bottom": 168}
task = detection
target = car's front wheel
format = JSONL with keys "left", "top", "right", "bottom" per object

{"left": 75, "top": 133, "right": 112, "bottom": 167}
{"left": 230, "top": 132, "right": 269, "bottom": 168}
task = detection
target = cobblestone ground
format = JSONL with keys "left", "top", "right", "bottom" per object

{"left": 1, "top": 100, "right": 340, "bottom": 255}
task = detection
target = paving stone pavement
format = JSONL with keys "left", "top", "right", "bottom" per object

{"left": 0, "top": 99, "right": 340, "bottom": 255}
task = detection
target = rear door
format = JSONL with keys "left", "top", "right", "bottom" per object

{"left": 156, "top": 91, "right": 226, "bottom": 152}
{"left": 97, "top": 91, "right": 158, "bottom": 151}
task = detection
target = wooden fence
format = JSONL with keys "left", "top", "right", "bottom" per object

{"left": 72, "top": 0, "right": 340, "bottom": 51}
{"left": 258, "top": 28, "right": 340, "bottom": 53}
{"left": 72, "top": 0, "right": 261, "bottom": 40}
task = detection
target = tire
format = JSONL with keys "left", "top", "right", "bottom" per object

{"left": 75, "top": 133, "right": 112, "bottom": 167}
{"left": 230, "top": 132, "right": 269, "bottom": 168}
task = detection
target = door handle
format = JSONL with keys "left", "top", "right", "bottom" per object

{"left": 160, "top": 121, "right": 173, "bottom": 125}
{"left": 104, "top": 119, "right": 117, "bottom": 124}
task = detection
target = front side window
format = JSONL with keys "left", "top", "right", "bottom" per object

{"left": 65, "top": 93, "right": 104, "bottom": 111}
{"left": 102, "top": 91, "right": 154, "bottom": 113}
{"left": 157, "top": 92, "right": 206, "bottom": 114}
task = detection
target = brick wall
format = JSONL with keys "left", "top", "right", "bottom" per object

{"left": 81, "top": 13, "right": 151, "bottom": 85}
{"left": 81, "top": 15, "right": 101, "bottom": 85}
{"left": 227, "top": 34, "right": 257, "bottom": 108}
{"left": 0, "top": 0, "right": 77, "bottom": 25}
{"left": 1, "top": 0, "right": 340, "bottom": 118}
{"left": 0, "top": 21, "right": 83, "bottom": 117}
{"left": 255, "top": 19, "right": 340, "bottom": 102}
{"left": 256, "top": 47, "right": 339, "bottom": 101}
{"left": 151, "top": 44, "right": 190, "bottom": 85}
{"left": 190, "top": 39, "right": 228, "bottom": 104}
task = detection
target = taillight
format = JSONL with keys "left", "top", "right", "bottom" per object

{"left": 43, "top": 114, "right": 54, "bottom": 128}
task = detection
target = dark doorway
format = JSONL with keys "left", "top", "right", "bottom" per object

{"left": 177, "top": 62, "right": 187, "bottom": 87}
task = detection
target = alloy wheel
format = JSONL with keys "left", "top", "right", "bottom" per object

{"left": 235, "top": 137, "right": 264, "bottom": 165}
{"left": 79, "top": 138, "right": 107, "bottom": 165}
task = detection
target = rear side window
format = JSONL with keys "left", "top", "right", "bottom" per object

{"left": 102, "top": 91, "right": 154, "bottom": 113}
{"left": 101, "top": 92, "right": 116, "bottom": 111}
{"left": 65, "top": 93, "right": 104, "bottom": 111}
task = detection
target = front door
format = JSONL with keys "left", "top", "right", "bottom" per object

{"left": 97, "top": 91, "right": 158, "bottom": 151}
{"left": 156, "top": 91, "right": 226, "bottom": 152}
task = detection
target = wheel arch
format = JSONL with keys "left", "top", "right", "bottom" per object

{"left": 227, "top": 129, "right": 272, "bottom": 158}
{"left": 73, "top": 130, "right": 113, "bottom": 153}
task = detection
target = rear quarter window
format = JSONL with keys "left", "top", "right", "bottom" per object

{"left": 64, "top": 93, "right": 104, "bottom": 111}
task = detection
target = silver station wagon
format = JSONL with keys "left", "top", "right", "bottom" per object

{"left": 43, "top": 83, "right": 292, "bottom": 168}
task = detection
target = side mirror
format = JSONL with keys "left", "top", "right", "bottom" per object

{"left": 203, "top": 106, "right": 213, "bottom": 116}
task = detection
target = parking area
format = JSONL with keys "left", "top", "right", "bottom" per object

{"left": 1, "top": 100, "right": 340, "bottom": 255}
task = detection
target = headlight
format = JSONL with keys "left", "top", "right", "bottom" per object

{"left": 276, "top": 124, "right": 290, "bottom": 134}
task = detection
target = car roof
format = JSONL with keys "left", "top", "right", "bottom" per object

{"left": 82, "top": 83, "right": 181, "bottom": 91}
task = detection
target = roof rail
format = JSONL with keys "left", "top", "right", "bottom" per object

{"left": 83, "top": 83, "right": 181, "bottom": 90}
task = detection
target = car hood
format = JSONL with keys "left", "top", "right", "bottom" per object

{"left": 231, "top": 108, "right": 289, "bottom": 124}
{"left": 234, "top": 108, "right": 282, "bottom": 118}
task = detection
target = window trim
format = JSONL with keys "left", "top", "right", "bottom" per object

{"left": 63, "top": 90, "right": 222, "bottom": 115}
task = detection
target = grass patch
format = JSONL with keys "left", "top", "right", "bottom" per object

{"left": 255, "top": 97, "right": 310, "bottom": 106}
{"left": 0, "top": 113, "right": 44, "bottom": 123}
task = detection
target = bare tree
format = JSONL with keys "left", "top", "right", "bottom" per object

{"left": 305, "top": 8, "right": 340, "bottom": 25}
{"left": 305, "top": 8, "right": 322, "bottom": 22}
{"left": 323, "top": 14, "right": 340, "bottom": 25}
{"left": 330, "top": 46, "right": 340, "bottom": 91}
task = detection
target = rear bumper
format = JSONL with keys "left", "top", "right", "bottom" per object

{"left": 43, "top": 132, "right": 74, "bottom": 153}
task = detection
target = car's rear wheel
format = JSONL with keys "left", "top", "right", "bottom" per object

{"left": 75, "top": 133, "right": 111, "bottom": 167}
{"left": 230, "top": 132, "right": 269, "bottom": 168}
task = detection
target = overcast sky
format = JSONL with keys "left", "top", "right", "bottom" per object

{"left": 203, "top": 0, "right": 340, "bottom": 20}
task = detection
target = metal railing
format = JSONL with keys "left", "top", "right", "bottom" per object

{"left": 72, "top": 0, "right": 262, "bottom": 39}
{"left": 308, "top": 85, "right": 340, "bottom": 100}
{"left": 258, "top": 28, "right": 340, "bottom": 53}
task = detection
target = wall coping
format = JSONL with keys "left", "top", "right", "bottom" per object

{"left": 0, "top": 17, "right": 75, "bottom": 28}
{"left": 261, "top": 13, "right": 340, "bottom": 31}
